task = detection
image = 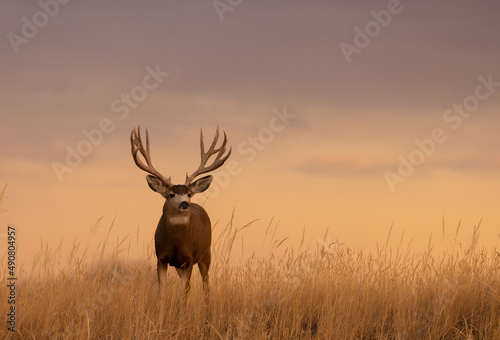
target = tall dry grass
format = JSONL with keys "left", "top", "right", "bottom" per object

{"left": 2, "top": 204, "right": 500, "bottom": 339}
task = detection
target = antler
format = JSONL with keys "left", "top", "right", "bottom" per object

{"left": 130, "top": 126, "right": 172, "bottom": 187}
{"left": 185, "top": 127, "right": 232, "bottom": 185}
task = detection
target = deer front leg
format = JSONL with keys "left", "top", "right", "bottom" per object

{"left": 198, "top": 261, "right": 210, "bottom": 306}
{"left": 157, "top": 260, "right": 168, "bottom": 295}
{"left": 176, "top": 265, "right": 193, "bottom": 313}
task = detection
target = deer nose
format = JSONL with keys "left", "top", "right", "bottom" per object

{"left": 179, "top": 201, "right": 189, "bottom": 210}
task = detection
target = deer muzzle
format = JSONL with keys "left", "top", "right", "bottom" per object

{"left": 179, "top": 201, "right": 189, "bottom": 210}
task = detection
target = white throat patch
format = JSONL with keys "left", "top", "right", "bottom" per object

{"left": 168, "top": 215, "right": 190, "bottom": 225}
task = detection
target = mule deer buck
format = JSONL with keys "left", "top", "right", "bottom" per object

{"left": 130, "top": 126, "right": 231, "bottom": 310}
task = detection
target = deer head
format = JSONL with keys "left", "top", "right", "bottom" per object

{"left": 130, "top": 126, "right": 231, "bottom": 219}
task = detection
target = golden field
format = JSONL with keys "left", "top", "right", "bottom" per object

{"left": 2, "top": 210, "right": 500, "bottom": 339}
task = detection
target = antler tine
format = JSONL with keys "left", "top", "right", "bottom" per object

{"left": 205, "top": 126, "right": 219, "bottom": 153}
{"left": 185, "top": 127, "right": 232, "bottom": 185}
{"left": 130, "top": 126, "right": 172, "bottom": 186}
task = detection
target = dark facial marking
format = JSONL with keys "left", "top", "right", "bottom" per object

{"left": 169, "top": 185, "right": 190, "bottom": 195}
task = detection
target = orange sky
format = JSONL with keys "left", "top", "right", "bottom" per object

{"left": 1, "top": 1, "right": 500, "bottom": 267}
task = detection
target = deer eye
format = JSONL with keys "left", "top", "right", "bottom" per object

{"left": 169, "top": 193, "right": 175, "bottom": 198}
{"left": 187, "top": 193, "right": 192, "bottom": 198}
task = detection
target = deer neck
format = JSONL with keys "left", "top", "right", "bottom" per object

{"left": 168, "top": 214, "right": 190, "bottom": 226}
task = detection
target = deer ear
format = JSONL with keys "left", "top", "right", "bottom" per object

{"left": 146, "top": 175, "right": 169, "bottom": 197}
{"left": 190, "top": 175, "right": 213, "bottom": 193}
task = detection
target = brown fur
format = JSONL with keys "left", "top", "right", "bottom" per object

{"left": 148, "top": 180, "right": 213, "bottom": 310}
{"left": 155, "top": 200, "right": 211, "bottom": 278}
